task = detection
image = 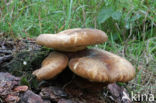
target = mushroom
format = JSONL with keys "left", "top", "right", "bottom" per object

{"left": 54, "top": 46, "right": 86, "bottom": 52}
{"left": 36, "top": 28, "right": 108, "bottom": 52}
{"left": 68, "top": 48, "right": 136, "bottom": 83}
{"left": 33, "top": 52, "right": 68, "bottom": 80}
{"left": 33, "top": 28, "right": 135, "bottom": 83}
{"left": 33, "top": 28, "right": 136, "bottom": 102}
{"left": 33, "top": 28, "right": 108, "bottom": 80}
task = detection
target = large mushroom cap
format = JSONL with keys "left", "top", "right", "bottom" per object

{"left": 68, "top": 48, "right": 136, "bottom": 83}
{"left": 33, "top": 52, "right": 68, "bottom": 80}
{"left": 36, "top": 28, "right": 107, "bottom": 52}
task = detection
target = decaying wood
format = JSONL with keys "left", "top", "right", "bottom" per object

{"left": 40, "top": 86, "right": 68, "bottom": 102}
{"left": 20, "top": 90, "right": 45, "bottom": 103}
{"left": 0, "top": 55, "right": 13, "bottom": 64}
{"left": 0, "top": 72, "right": 48, "bottom": 103}
{"left": 0, "top": 49, "right": 12, "bottom": 54}
{"left": 0, "top": 72, "right": 20, "bottom": 102}
{"left": 0, "top": 38, "right": 48, "bottom": 75}
{"left": 107, "top": 83, "right": 132, "bottom": 103}
{"left": 0, "top": 38, "right": 133, "bottom": 103}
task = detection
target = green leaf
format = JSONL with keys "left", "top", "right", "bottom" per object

{"left": 131, "top": 13, "right": 141, "bottom": 22}
{"left": 111, "top": 11, "right": 122, "bottom": 20}
{"left": 97, "top": 7, "right": 114, "bottom": 24}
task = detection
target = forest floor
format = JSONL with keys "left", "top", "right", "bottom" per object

{"left": 0, "top": 36, "right": 156, "bottom": 103}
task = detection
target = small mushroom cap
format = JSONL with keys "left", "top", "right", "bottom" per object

{"left": 33, "top": 52, "right": 68, "bottom": 80}
{"left": 68, "top": 49, "right": 136, "bottom": 83}
{"left": 36, "top": 28, "right": 107, "bottom": 52}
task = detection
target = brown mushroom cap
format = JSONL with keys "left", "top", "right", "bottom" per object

{"left": 54, "top": 46, "right": 86, "bottom": 52}
{"left": 68, "top": 48, "right": 136, "bottom": 83}
{"left": 33, "top": 52, "right": 68, "bottom": 80}
{"left": 36, "top": 28, "right": 107, "bottom": 52}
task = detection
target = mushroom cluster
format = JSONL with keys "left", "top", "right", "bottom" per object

{"left": 33, "top": 28, "right": 136, "bottom": 83}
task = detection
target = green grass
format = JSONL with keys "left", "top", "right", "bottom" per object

{"left": 0, "top": 0, "right": 156, "bottom": 102}
{"left": 0, "top": 0, "right": 102, "bottom": 37}
{"left": 1, "top": 0, "right": 155, "bottom": 38}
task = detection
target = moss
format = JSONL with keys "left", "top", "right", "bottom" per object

{"left": 3, "top": 48, "right": 50, "bottom": 76}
